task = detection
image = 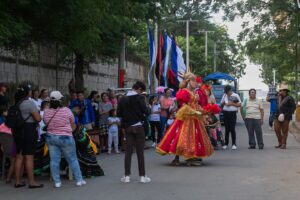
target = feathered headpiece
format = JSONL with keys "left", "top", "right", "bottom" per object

{"left": 200, "top": 84, "right": 212, "bottom": 92}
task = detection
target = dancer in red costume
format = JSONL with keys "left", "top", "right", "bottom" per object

{"left": 195, "top": 76, "right": 208, "bottom": 107}
{"left": 156, "top": 72, "right": 214, "bottom": 166}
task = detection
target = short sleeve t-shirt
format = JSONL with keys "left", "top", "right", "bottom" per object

{"left": 30, "top": 98, "right": 42, "bottom": 110}
{"left": 99, "top": 102, "right": 113, "bottom": 125}
{"left": 221, "top": 93, "right": 241, "bottom": 112}
{"left": 108, "top": 117, "right": 120, "bottom": 134}
{"left": 149, "top": 104, "right": 161, "bottom": 121}
{"left": 43, "top": 107, "right": 74, "bottom": 136}
{"left": 19, "top": 99, "right": 39, "bottom": 123}
{"left": 244, "top": 98, "right": 263, "bottom": 119}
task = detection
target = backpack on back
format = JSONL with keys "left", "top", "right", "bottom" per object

{"left": 5, "top": 101, "right": 30, "bottom": 130}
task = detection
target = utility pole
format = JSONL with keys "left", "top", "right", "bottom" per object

{"left": 153, "top": 22, "right": 158, "bottom": 91}
{"left": 198, "top": 30, "right": 214, "bottom": 63}
{"left": 177, "top": 19, "right": 198, "bottom": 71}
{"left": 272, "top": 69, "right": 276, "bottom": 85}
{"left": 214, "top": 42, "right": 217, "bottom": 72}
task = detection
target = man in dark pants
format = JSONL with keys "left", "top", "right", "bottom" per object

{"left": 117, "top": 81, "right": 151, "bottom": 183}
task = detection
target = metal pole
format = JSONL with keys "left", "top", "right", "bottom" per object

{"left": 186, "top": 20, "right": 189, "bottom": 71}
{"left": 214, "top": 42, "right": 216, "bottom": 72}
{"left": 205, "top": 31, "right": 208, "bottom": 63}
{"left": 153, "top": 22, "right": 158, "bottom": 90}
{"left": 273, "top": 69, "right": 276, "bottom": 85}
{"left": 296, "top": 43, "right": 298, "bottom": 103}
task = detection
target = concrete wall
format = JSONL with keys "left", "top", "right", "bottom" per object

{"left": 0, "top": 49, "right": 148, "bottom": 95}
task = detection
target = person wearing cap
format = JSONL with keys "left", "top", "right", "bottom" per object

{"left": 274, "top": 84, "right": 296, "bottom": 149}
{"left": 43, "top": 91, "right": 86, "bottom": 188}
{"left": 13, "top": 85, "right": 43, "bottom": 188}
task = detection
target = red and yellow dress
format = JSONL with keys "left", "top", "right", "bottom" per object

{"left": 156, "top": 88, "right": 214, "bottom": 159}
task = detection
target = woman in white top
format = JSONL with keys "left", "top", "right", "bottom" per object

{"left": 221, "top": 85, "right": 241, "bottom": 150}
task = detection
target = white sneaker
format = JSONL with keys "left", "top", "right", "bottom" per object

{"left": 140, "top": 176, "right": 151, "bottom": 183}
{"left": 120, "top": 176, "right": 130, "bottom": 183}
{"left": 54, "top": 182, "right": 62, "bottom": 188}
{"left": 232, "top": 145, "right": 237, "bottom": 150}
{"left": 222, "top": 145, "right": 228, "bottom": 150}
{"left": 151, "top": 142, "right": 156, "bottom": 148}
{"left": 76, "top": 180, "right": 87, "bottom": 187}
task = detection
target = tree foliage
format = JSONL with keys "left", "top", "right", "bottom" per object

{"left": 234, "top": 0, "right": 300, "bottom": 87}
{"left": 0, "top": 0, "right": 246, "bottom": 90}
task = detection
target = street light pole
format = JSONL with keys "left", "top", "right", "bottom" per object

{"left": 178, "top": 19, "right": 198, "bottom": 72}
{"left": 273, "top": 69, "right": 276, "bottom": 85}
{"left": 214, "top": 42, "right": 217, "bottom": 72}
{"left": 198, "top": 30, "right": 214, "bottom": 63}
{"left": 186, "top": 20, "right": 189, "bottom": 71}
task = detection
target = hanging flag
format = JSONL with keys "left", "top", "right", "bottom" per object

{"left": 171, "top": 37, "right": 186, "bottom": 83}
{"left": 155, "top": 33, "right": 165, "bottom": 86}
{"left": 163, "top": 33, "right": 172, "bottom": 87}
{"left": 176, "top": 44, "right": 187, "bottom": 82}
{"left": 147, "top": 25, "right": 156, "bottom": 89}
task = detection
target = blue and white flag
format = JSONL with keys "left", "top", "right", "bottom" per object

{"left": 147, "top": 26, "right": 156, "bottom": 88}
{"left": 171, "top": 38, "right": 186, "bottom": 82}
{"left": 163, "top": 33, "right": 172, "bottom": 87}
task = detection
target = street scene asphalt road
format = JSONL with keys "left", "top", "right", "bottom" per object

{"left": 1, "top": 107, "right": 300, "bottom": 200}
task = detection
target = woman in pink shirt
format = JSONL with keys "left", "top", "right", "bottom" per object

{"left": 159, "top": 88, "right": 176, "bottom": 136}
{"left": 43, "top": 91, "right": 86, "bottom": 188}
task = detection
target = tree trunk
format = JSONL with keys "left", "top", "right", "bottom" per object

{"left": 74, "top": 52, "right": 85, "bottom": 91}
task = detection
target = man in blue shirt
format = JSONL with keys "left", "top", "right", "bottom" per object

{"left": 69, "top": 91, "right": 95, "bottom": 130}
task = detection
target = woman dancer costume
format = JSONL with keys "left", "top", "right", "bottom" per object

{"left": 156, "top": 72, "right": 214, "bottom": 166}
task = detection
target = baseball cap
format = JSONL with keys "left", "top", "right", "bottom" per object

{"left": 50, "top": 91, "right": 64, "bottom": 101}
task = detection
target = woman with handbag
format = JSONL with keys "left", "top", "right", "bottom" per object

{"left": 44, "top": 91, "right": 86, "bottom": 188}
{"left": 274, "top": 84, "right": 296, "bottom": 149}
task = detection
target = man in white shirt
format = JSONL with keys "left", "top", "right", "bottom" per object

{"left": 221, "top": 85, "right": 241, "bottom": 150}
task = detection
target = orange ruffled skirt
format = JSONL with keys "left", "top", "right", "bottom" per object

{"left": 156, "top": 105, "right": 214, "bottom": 159}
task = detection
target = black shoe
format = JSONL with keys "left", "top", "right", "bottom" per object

{"left": 248, "top": 146, "right": 256, "bottom": 149}
{"left": 28, "top": 184, "right": 44, "bottom": 189}
{"left": 14, "top": 183, "right": 26, "bottom": 188}
{"left": 258, "top": 146, "right": 264, "bottom": 150}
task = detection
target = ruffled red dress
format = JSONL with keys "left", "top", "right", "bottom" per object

{"left": 156, "top": 89, "right": 214, "bottom": 159}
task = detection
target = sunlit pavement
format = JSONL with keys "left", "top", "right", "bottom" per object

{"left": 1, "top": 108, "right": 300, "bottom": 200}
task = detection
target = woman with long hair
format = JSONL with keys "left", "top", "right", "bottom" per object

{"left": 156, "top": 72, "right": 214, "bottom": 166}
{"left": 13, "top": 85, "right": 43, "bottom": 188}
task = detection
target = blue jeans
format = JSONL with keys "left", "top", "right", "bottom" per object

{"left": 45, "top": 134, "right": 83, "bottom": 184}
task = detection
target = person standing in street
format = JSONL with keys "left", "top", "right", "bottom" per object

{"left": 241, "top": 89, "right": 264, "bottom": 149}
{"left": 117, "top": 81, "right": 151, "bottom": 184}
{"left": 274, "top": 84, "right": 296, "bottom": 149}
{"left": 221, "top": 85, "right": 241, "bottom": 150}
{"left": 44, "top": 91, "right": 86, "bottom": 188}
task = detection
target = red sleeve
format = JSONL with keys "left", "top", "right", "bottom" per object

{"left": 196, "top": 89, "right": 208, "bottom": 107}
{"left": 176, "top": 89, "right": 190, "bottom": 105}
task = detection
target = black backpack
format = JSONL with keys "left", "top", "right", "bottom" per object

{"left": 5, "top": 101, "right": 30, "bottom": 130}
